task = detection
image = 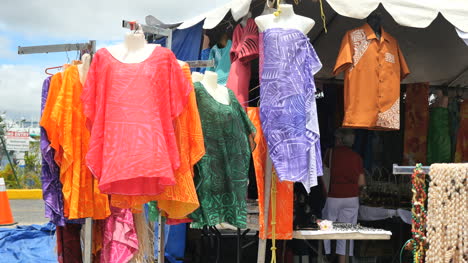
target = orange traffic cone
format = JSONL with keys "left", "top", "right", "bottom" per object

{"left": 0, "top": 178, "right": 16, "bottom": 226}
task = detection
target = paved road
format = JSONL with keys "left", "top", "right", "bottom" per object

{"left": 3, "top": 199, "right": 48, "bottom": 228}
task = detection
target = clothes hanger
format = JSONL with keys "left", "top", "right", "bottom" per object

{"left": 45, "top": 66, "right": 62, "bottom": 75}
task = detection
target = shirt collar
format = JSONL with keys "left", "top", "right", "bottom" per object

{"left": 362, "top": 23, "right": 391, "bottom": 42}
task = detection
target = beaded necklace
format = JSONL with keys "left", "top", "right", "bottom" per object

{"left": 404, "top": 163, "right": 428, "bottom": 263}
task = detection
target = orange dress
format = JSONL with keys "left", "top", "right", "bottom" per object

{"left": 247, "top": 107, "right": 293, "bottom": 240}
{"left": 334, "top": 23, "right": 410, "bottom": 130}
{"left": 111, "top": 63, "right": 205, "bottom": 218}
{"left": 42, "top": 66, "right": 110, "bottom": 220}
{"left": 403, "top": 83, "right": 429, "bottom": 165}
{"left": 455, "top": 101, "right": 468, "bottom": 162}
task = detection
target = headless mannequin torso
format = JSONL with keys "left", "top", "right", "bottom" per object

{"left": 78, "top": 53, "right": 91, "bottom": 85}
{"left": 201, "top": 71, "right": 230, "bottom": 105}
{"left": 191, "top": 72, "right": 204, "bottom": 83}
{"left": 255, "top": 4, "right": 315, "bottom": 34}
{"left": 106, "top": 27, "right": 156, "bottom": 64}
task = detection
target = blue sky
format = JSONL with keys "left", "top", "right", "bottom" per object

{"left": 0, "top": 0, "right": 232, "bottom": 120}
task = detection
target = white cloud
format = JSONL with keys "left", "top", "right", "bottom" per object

{"left": 1, "top": 0, "right": 232, "bottom": 41}
{"left": 0, "top": 65, "right": 44, "bottom": 119}
{"left": 0, "top": 36, "right": 16, "bottom": 59}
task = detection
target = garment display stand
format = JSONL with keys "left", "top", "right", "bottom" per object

{"left": 18, "top": 40, "right": 96, "bottom": 263}
{"left": 392, "top": 164, "right": 430, "bottom": 175}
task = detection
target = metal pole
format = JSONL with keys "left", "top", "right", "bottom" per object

{"left": 0, "top": 136, "right": 20, "bottom": 187}
{"left": 158, "top": 214, "right": 166, "bottom": 263}
{"left": 83, "top": 217, "right": 93, "bottom": 263}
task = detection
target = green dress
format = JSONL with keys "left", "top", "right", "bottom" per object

{"left": 189, "top": 82, "right": 256, "bottom": 229}
{"left": 427, "top": 107, "right": 452, "bottom": 164}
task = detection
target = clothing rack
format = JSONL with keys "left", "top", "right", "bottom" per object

{"left": 392, "top": 164, "right": 430, "bottom": 175}
{"left": 186, "top": 59, "right": 215, "bottom": 68}
{"left": 17, "top": 41, "right": 96, "bottom": 263}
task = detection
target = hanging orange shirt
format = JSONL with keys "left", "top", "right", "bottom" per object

{"left": 334, "top": 23, "right": 410, "bottom": 130}
{"left": 111, "top": 63, "right": 205, "bottom": 218}
{"left": 247, "top": 107, "right": 293, "bottom": 240}
{"left": 41, "top": 73, "right": 63, "bottom": 163}
{"left": 46, "top": 66, "right": 110, "bottom": 220}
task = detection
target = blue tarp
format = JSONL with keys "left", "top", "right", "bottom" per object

{"left": 154, "top": 21, "right": 203, "bottom": 62}
{"left": 0, "top": 223, "right": 57, "bottom": 262}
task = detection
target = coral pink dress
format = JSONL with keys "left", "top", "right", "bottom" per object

{"left": 82, "top": 47, "right": 192, "bottom": 195}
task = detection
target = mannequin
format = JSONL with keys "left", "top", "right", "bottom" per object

{"left": 255, "top": 4, "right": 315, "bottom": 34}
{"left": 366, "top": 11, "right": 382, "bottom": 40}
{"left": 261, "top": 0, "right": 276, "bottom": 15}
{"left": 191, "top": 72, "right": 204, "bottom": 83}
{"left": 240, "top": 11, "right": 252, "bottom": 27}
{"left": 106, "top": 25, "right": 156, "bottom": 63}
{"left": 78, "top": 53, "right": 91, "bottom": 85}
{"left": 201, "top": 71, "right": 230, "bottom": 105}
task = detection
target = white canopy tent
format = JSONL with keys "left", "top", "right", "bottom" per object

{"left": 152, "top": 0, "right": 468, "bottom": 88}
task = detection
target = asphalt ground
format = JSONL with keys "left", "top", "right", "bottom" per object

{"left": 2, "top": 199, "right": 48, "bottom": 228}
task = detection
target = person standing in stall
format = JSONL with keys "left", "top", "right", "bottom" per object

{"left": 322, "top": 128, "right": 366, "bottom": 263}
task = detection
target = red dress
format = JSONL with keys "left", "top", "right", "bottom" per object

{"left": 81, "top": 47, "right": 192, "bottom": 195}
{"left": 227, "top": 18, "right": 259, "bottom": 107}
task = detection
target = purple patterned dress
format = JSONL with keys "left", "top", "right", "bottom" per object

{"left": 260, "top": 28, "right": 323, "bottom": 192}
{"left": 40, "top": 76, "right": 66, "bottom": 226}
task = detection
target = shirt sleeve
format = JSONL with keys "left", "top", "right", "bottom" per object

{"left": 238, "top": 19, "right": 259, "bottom": 63}
{"left": 333, "top": 31, "right": 353, "bottom": 76}
{"left": 398, "top": 44, "right": 410, "bottom": 80}
{"left": 81, "top": 51, "right": 99, "bottom": 131}
{"left": 168, "top": 52, "right": 193, "bottom": 119}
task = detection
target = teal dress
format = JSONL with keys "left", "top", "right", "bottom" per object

{"left": 207, "top": 40, "right": 232, "bottom": 85}
{"left": 189, "top": 82, "right": 255, "bottom": 229}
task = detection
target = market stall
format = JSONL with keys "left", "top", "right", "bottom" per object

{"left": 15, "top": 0, "right": 468, "bottom": 262}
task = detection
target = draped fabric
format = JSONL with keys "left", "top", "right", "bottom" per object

{"left": 427, "top": 107, "right": 451, "bottom": 164}
{"left": 56, "top": 223, "right": 83, "bottom": 263}
{"left": 227, "top": 18, "right": 259, "bottom": 106}
{"left": 403, "top": 83, "right": 429, "bottom": 165}
{"left": 260, "top": 28, "right": 323, "bottom": 192}
{"left": 189, "top": 82, "right": 255, "bottom": 229}
{"left": 455, "top": 101, "right": 468, "bottom": 162}
{"left": 81, "top": 47, "right": 192, "bottom": 195}
{"left": 41, "top": 67, "right": 110, "bottom": 220}
{"left": 50, "top": 66, "right": 109, "bottom": 219}
{"left": 100, "top": 206, "right": 138, "bottom": 263}
{"left": 154, "top": 21, "right": 203, "bottom": 62}
{"left": 111, "top": 63, "right": 204, "bottom": 218}
{"left": 40, "top": 76, "right": 66, "bottom": 226}
{"left": 206, "top": 40, "right": 232, "bottom": 85}
{"left": 247, "top": 107, "right": 293, "bottom": 240}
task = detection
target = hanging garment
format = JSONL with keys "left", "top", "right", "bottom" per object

{"left": 111, "top": 63, "right": 205, "bottom": 218}
{"left": 260, "top": 28, "right": 323, "bottom": 192}
{"left": 81, "top": 47, "right": 192, "bottom": 195}
{"left": 101, "top": 206, "right": 139, "bottom": 263}
{"left": 455, "top": 101, "right": 468, "bottom": 162}
{"left": 56, "top": 223, "right": 83, "bottom": 263}
{"left": 334, "top": 23, "right": 410, "bottom": 130}
{"left": 189, "top": 82, "right": 256, "bottom": 229}
{"left": 154, "top": 21, "right": 203, "bottom": 62}
{"left": 227, "top": 18, "right": 259, "bottom": 106}
{"left": 40, "top": 75, "right": 66, "bottom": 226}
{"left": 206, "top": 40, "right": 232, "bottom": 85}
{"left": 403, "top": 83, "right": 429, "bottom": 165}
{"left": 247, "top": 107, "right": 293, "bottom": 240}
{"left": 45, "top": 65, "right": 110, "bottom": 220}
{"left": 448, "top": 97, "right": 461, "bottom": 160}
{"left": 427, "top": 107, "right": 452, "bottom": 164}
